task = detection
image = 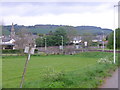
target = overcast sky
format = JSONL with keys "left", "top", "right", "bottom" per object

{"left": 0, "top": 0, "right": 119, "bottom": 29}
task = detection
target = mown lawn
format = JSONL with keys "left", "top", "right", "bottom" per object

{"left": 2, "top": 52, "right": 118, "bottom": 88}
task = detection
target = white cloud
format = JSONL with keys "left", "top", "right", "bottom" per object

{"left": 3, "top": 11, "right": 114, "bottom": 28}
{"left": 1, "top": 0, "right": 119, "bottom": 2}
{"left": 0, "top": 1, "right": 119, "bottom": 29}
{"left": 0, "top": 2, "right": 115, "bottom": 16}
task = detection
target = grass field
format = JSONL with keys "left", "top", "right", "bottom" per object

{"left": 2, "top": 52, "right": 118, "bottom": 88}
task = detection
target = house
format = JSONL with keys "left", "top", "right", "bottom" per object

{"left": 71, "top": 36, "right": 82, "bottom": 44}
{"left": 0, "top": 23, "right": 16, "bottom": 49}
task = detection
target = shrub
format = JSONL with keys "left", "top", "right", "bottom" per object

{"left": 97, "top": 56, "right": 113, "bottom": 64}
{"left": 34, "top": 49, "right": 38, "bottom": 53}
{"left": 48, "top": 81, "right": 65, "bottom": 88}
{"left": 2, "top": 49, "right": 22, "bottom": 54}
{"left": 43, "top": 70, "right": 65, "bottom": 82}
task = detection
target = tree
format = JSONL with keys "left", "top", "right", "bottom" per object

{"left": 35, "top": 27, "right": 69, "bottom": 47}
{"left": 82, "top": 33, "right": 94, "bottom": 47}
{"left": 64, "top": 26, "right": 78, "bottom": 43}
{"left": 15, "top": 28, "right": 35, "bottom": 54}
{"left": 107, "top": 28, "right": 120, "bottom": 49}
{"left": 53, "top": 27, "right": 69, "bottom": 46}
{"left": 35, "top": 37, "right": 44, "bottom": 47}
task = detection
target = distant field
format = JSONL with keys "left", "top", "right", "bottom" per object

{"left": 2, "top": 52, "right": 118, "bottom": 88}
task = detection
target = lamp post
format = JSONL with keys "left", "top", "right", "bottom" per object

{"left": 61, "top": 36, "right": 63, "bottom": 50}
{"left": 40, "top": 37, "right": 43, "bottom": 50}
{"left": 45, "top": 38, "right": 47, "bottom": 51}
{"left": 102, "top": 31, "right": 105, "bottom": 51}
{"left": 113, "top": 4, "right": 120, "bottom": 64}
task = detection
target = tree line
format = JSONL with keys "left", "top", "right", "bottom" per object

{"left": 35, "top": 27, "right": 77, "bottom": 47}
{"left": 107, "top": 28, "right": 120, "bottom": 49}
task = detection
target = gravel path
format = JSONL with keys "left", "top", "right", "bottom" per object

{"left": 100, "top": 68, "right": 119, "bottom": 88}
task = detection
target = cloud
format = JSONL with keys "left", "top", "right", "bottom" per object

{"left": 1, "top": 0, "right": 119, "bottom": 2}
{"left": 3, "top": 10, "right": 114, "bottom": 28}
{"left": 0, "top": 2, "right": 114, "bottom": 16}
{"left": 0, "top": 1, "right": 118, "bottom": 29}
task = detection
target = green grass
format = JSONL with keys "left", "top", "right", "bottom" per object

{"left": 2, "top": 52, "right": 118, "bottom": 88}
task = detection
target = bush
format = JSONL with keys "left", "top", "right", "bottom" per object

{"left": 48, "top": 81, "right": 65, "bottom": 88}
{"left": 2, "top": 49, "right": 22, "bottom": 54}
{"left": 34, "top": 49, "right": 38, "bottom": 53}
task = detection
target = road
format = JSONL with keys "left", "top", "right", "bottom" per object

{"left": 100, "top": 68, "right": 119, "bottom": 88}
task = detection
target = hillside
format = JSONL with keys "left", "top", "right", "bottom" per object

{"left": 75, "top": 26, "right": 112, "bottom": 35}
{"left": 2, "top": 24, "right": 113, "bottom": 36}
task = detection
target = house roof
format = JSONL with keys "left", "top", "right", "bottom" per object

{"left": 2, "top": 37, "right": 11, "bottom": 42}
{"left": 0, "top": 43, "right": 15, "bottom": 45}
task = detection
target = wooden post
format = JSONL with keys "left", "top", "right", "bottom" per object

{"left": 20, "top": 44, "right": 31, "bottom": 88}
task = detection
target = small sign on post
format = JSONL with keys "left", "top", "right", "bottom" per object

{"left": 30, "top": 48, "right": 35, "bottom": 54}
{"left": 24, "top": 47, "right": 29, "bottom": 53}
{"left": 24, "top": 47, "right": 35, "bottom": 55}
{"left": 20, "top": 44, "right": 35, "bottom": 88}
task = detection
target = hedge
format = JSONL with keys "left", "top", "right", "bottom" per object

{"left": 2, "top": 49, "right": 23, "bottom": 54}
{"left": 2, "top": 49, "right": 38, "bottom": 54}
{"left": 34, "top": 49, "right": 38, "bottom": 53}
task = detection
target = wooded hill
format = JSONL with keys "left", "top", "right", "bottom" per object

{"left": 2, "top": 24, "right": 113, "bottom": 36}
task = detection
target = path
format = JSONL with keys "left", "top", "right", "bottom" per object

{"left": 100, "top": 68, "right": 119, "bottom": 88}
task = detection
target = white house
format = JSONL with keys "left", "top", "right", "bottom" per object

{"left": 1, "top": 23, "right": 16, "bottom": 49}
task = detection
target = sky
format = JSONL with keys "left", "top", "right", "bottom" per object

{"left": 0, "top": 0, "right": 119, "bottom": 29}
